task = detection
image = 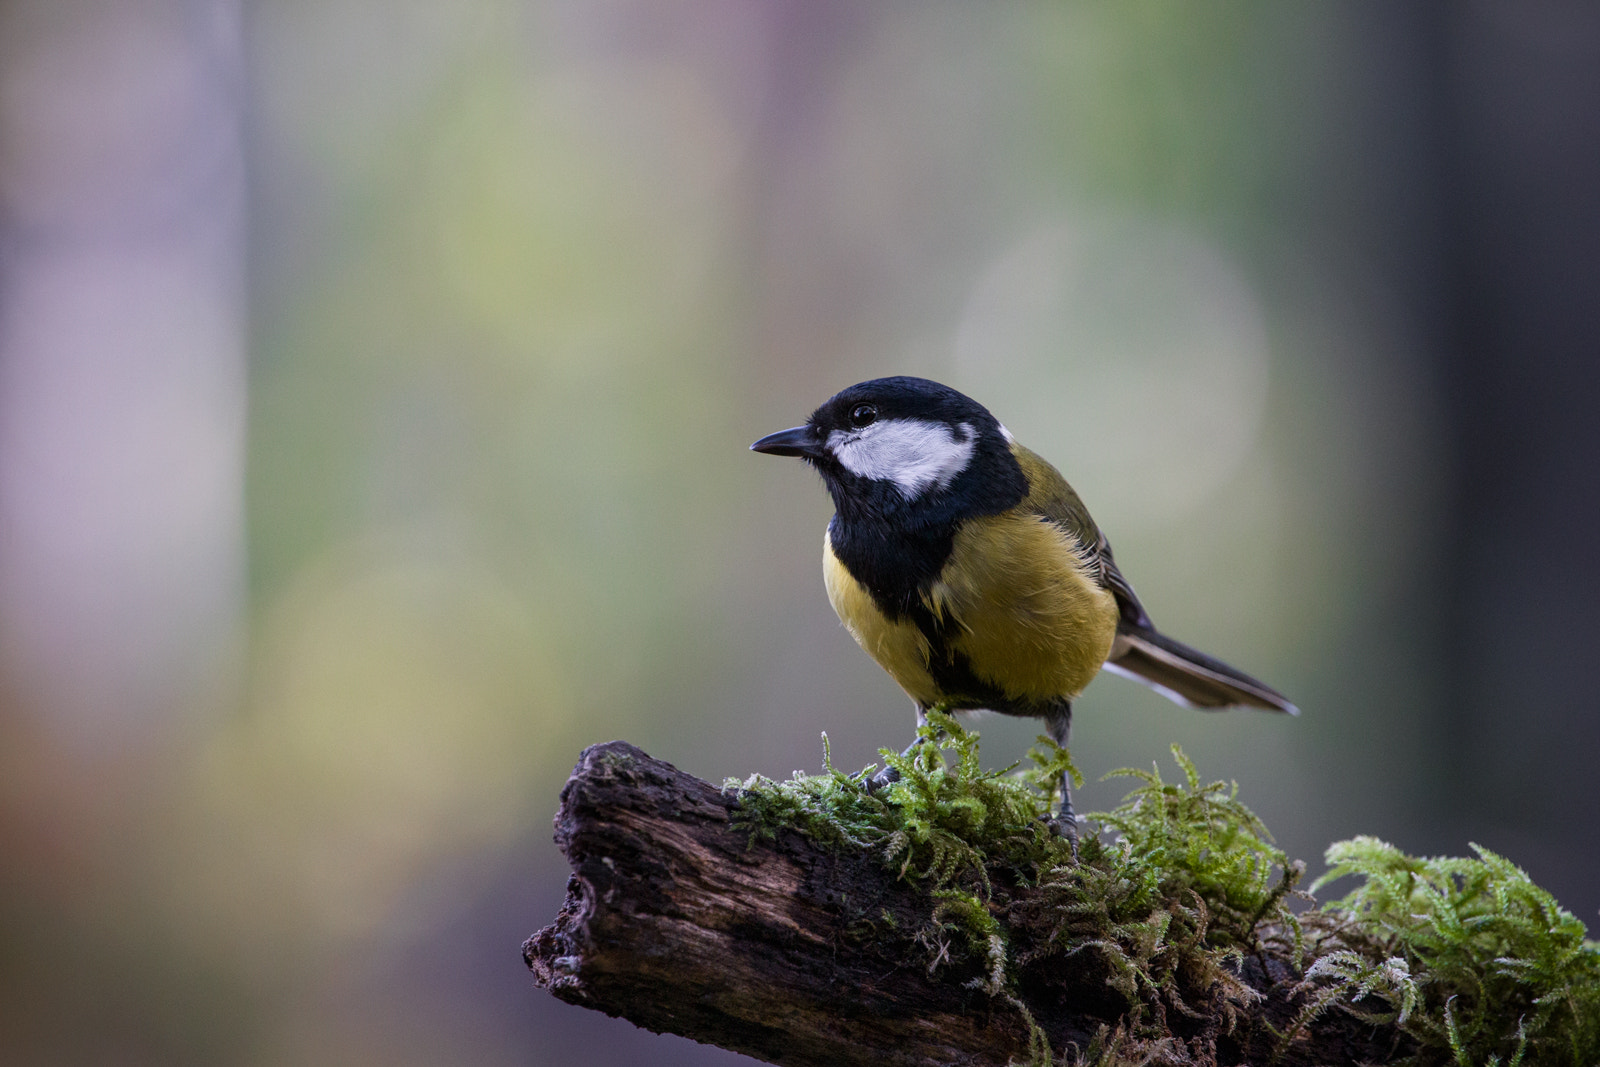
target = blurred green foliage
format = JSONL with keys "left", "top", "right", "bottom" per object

{"left": 0, "top": 2, "right": 1468, "bottom": 1064}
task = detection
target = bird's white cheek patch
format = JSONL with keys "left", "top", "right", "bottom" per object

{"left": 827, "top": 419, "right": 976, "bottom": 498}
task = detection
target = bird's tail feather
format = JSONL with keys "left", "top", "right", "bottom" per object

{"left": 1103, "top": 626, "right": 1298, "bottom": 715}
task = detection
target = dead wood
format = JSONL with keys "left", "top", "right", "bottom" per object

{"left": 524, "top": 742, "right": 1406, "bottom": 1066}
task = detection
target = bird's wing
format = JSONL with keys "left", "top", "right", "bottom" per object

{"left": 1009, "top": 442, "right": 1297, "bottom": 715}
{"left": 1009, "top": 444, "right": 1152, "bottom": 630}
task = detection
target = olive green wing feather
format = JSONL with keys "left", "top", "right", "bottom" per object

{"left": 1010, "top": 444, "right": 1152, "bottom": 629}
{"left": 1009, "top": 442, "right": 1297, "bottom": 715}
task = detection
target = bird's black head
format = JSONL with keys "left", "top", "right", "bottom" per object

{"left": 751, "top": 376, "right": 1027, "bottom": 526}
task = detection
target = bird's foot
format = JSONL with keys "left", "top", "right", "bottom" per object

{"left": 863, "top": 764, "right": 901, "bottom": 793}
{"left": 861, "top": 734, "right": 927, "bottom": 793}
{"left": 1045, "top": 813, "right": 1081, "bottom": 859}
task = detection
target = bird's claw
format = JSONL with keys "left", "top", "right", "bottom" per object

{"left": 1045, "top": 813, "right": 1081, "bottom": 859}
{"left": 864, "top": 764, "right": 901, "bottom": 793}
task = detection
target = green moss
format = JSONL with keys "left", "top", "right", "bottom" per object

{"left": 728, "top": 715, "right": 1072, "bottom": 890}
{"left": 723, "top": 718, "right": 1600, "bottom": 1066}
{"left": 1296, "top": 837, "right": 1600, "bottom": 1066}
{"left": 727, "top": 717, "right": 1300, "bottom": 1063}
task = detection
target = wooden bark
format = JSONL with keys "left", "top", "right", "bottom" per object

{"left": 524, "top": 742, "right": 1408, "bottom": 1066}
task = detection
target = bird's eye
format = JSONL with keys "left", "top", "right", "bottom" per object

{"left": 849, "top": 403, "right": 878, "bottom": 428}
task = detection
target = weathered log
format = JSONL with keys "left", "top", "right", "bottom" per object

{"left": 524, "top": 742, "right": 1407, "bottom": 1066}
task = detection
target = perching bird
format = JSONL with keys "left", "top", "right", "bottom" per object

{"left": 751, "top": 376, "right": 1296, "bottom": 842}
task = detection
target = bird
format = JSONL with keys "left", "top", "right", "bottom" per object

{"left": 750, "top": 375, "right": 1296, "bottom": 843}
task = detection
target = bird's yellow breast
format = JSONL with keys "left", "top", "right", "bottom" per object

{"left": 823, "top": 512, "right": 1118, "bottom": 711}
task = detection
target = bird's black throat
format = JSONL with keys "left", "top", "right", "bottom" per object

{"left": 826, "top": 503, "right": 1036, "bottom": 717}
{"left": 822, "top": 430, "right": 1029, "bottom": 716}
{"left": 819, "top": 429, "right": 1027, "bottom": 620}
{"left": 827, "top": 509, "right": 953, "bottom": 620}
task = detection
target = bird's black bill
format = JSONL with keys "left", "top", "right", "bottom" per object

{"left": 750, "top": 425, "right": 819, "bottom": 457}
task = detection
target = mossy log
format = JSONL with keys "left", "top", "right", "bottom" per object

{"left": 524, "top": 742, "right": 1406, "bottom": 1066}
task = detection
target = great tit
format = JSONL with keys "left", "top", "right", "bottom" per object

{"left": 751, "top": 376, "right": 1296, "bottom": 841}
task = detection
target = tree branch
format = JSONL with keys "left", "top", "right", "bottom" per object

{"left": 524, "top": 742, "right": 1407, "bottom": 1066}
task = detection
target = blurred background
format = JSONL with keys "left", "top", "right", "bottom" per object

{"left": 1, "top": 1, "right": 1597, "bottom": 1063}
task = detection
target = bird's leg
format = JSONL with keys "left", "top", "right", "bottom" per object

{"left": 1044, "top": 702, "right": 1078, "bottom": 850}
{"left": 867, "top": 703, "right": 929, "bottom": 791}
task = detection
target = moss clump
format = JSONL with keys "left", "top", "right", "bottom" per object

{"left": 725, "top": 716, "right": 1600, "bottom": 1066}
{"left": 1293, "top": 837, "right": 1600, "bottom": 1066}
{"left": 727, "top": 715, "right": 1302, "bottom": 1064}
{"left": 728, "top": 714, "right": 1069, "bottom": 897}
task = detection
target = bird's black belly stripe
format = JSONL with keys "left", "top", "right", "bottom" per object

{"left": 903, "top": 600, "right": 1042, "bottom": 717}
